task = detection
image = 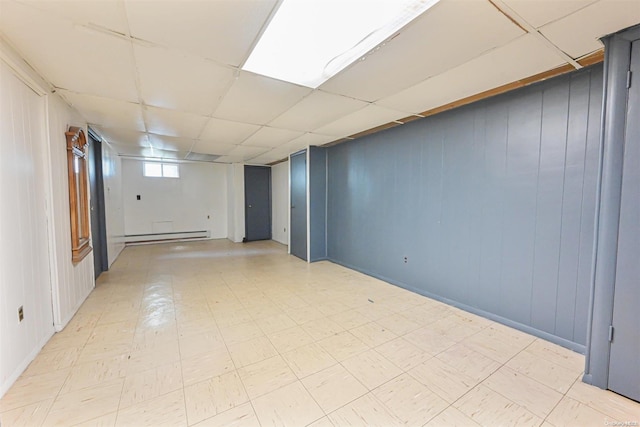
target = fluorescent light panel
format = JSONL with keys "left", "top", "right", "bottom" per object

{"left": 243, "top": 0, "right": 440, "bottom": 88}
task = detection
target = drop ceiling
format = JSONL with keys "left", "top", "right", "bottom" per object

{"left": 1, "top": 0, "right": 638, "bottom": 165}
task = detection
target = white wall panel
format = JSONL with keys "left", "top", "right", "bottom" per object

{"left": 122, "top": 159, "right": 228, "bottom": 238}
{"left": 45, "top": 95, "right": 95, "bottom": 330}
{"left": 102, "top": 142, "right": 125, "bottom": 267}
{"left": 0, "top": 60, "right": 54, "bottom": 397}
{"left": 271, "top": 161, "right": 289, "bottom": 246}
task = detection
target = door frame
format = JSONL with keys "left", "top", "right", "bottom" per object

{"left": 583, "top": 24, "right": 640, "bottom": 392}
{"left": 87, "top": 129, "right": 109, "bottom": 277}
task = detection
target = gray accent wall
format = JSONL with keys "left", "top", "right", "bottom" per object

{"left": 326, "top": 65, "right": 603, "bottom": 348}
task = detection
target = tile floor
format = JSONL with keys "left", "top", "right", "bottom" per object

{"left": 1, "top": 240, "right": 638, "bottom": 427}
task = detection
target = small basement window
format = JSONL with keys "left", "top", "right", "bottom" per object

{"left": 144, "top": 162, "right": 179, "bottom": 178}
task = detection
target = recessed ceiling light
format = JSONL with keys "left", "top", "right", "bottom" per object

{"left": 243, "top": 0, "right": 440, "bottom": 88}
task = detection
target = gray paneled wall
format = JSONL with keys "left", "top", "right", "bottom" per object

{"left": 309, "top": 146, "right": 328, "bottom": 261}
{"left": 326, "top": 65, "right": 603, "bottom": 348}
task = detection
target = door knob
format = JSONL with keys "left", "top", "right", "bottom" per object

{"left": 248, "top": 205, "right": 252, "bottom": 208}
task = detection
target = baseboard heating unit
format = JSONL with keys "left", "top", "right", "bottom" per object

{"left": 124, "top": 230, "right": 210, "bottom": 244}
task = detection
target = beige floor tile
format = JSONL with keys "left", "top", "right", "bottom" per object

{"left": 0, "top": 368, "right": 71, "bottom": 412}
{"left": 119, "top": 362, "right": 183, "bottom": 409}
{"left": 301, "top": 318, "right": 344, "bottom": 341}
{"left": 483, "top": 366, "right": 563, "bottom": 418}
{"left": 72, "top": 411, "right": 118, "bottom": 427}
{"left": 461, "top": 326, "right": 533, "bottom": 364}
{"left": 428, "top": 313, "right": 486, "bottom": 342}
{"left": 527, "top": 339, "right": 585, "bottom": 373}
{"left": 453, "top": 384, "right": 543, "bottom": 427}
{"left": 317, "top": 300, "right": 351, "bottom": 316}
{"left": 400, "top": 303, "right": 451, "bottom": 326}
{"left": 567, "top": 380, "right": 640, "bottom": 422}
{"left": 0, "top": 398, "right": 52, "bottom": 427}
{"left": 115, "top": 389, "right": 186, "bottom": 427}
{"left": 435, "top": 343, "right": 501, "bottom": 381}
{"left": 6, "top": 241, "right": 634, "bottom": 427}
{"left": 301, "top": 364, "right": 368, "bottom": 413}
{"left": 372, "top": 373, "right": 449, "bottom": 425}
{"left": 506, "top": 349, "right": 582, "bottom": 393}
{"left": 327, "top": 393, "right": 403, "bottom": 427}
{"left": 284, "top": 306, "right": 325, "bottom": 325}
{"left": 219, "top": 321, "right": 265, "bottom": 346}
{"left": 60, "top": 355, "right": 128, "bottom": 394}
{"left": 282, "top": 343, "right": 337, "bottom": 379}
{"left": 39, "top": 333, "right": 88, "bottom": 355}
{"left": 176, "top": 318, "right": 218, "bottom": 339}
{"left": 375, "top": 338, "right": 431, "bottom": 371}
{"left": 258, "top": 313, "right": 297, "bottom": 335}
{"left": 306, "top": 417, "right": 335, "bottom": 427}
{"left": 213, "top": 309, "right": 254, "bottom": 328}
{"left": 181, "top": 347, "right": 235, "bottom": 386}
{"left": 342, "top": 349, "right": 402, "bottom": 390}
{"left": 184, "top": 371, "right": 248, "bottom": 425}
{"left": 43, "top": 379, "right": 124, "bottom": 426}
{"left": 267, "top": 326, "right": 315, "bottom": 354}
{"left": 237, "top": 355, "right": 298, "bottom": 399}
{"left": 191, "top": 403, "right": 260, "bottom": 427}
{"left": 408, "top": 357, "right": 479, "bottom": 403}
{"left": 228, "top": 336, "right": 278, "bottom": 368}
{"left": 87, "top": 320, "right": 137, "bottom": 346}
{"left": 251, "top": 381, "right": 324, "bottom": 427}
{"left": 403, "top": 326, "right": 457, "bottom": 355}
{"left": 329, "top": 310, "right": 371, "bottom": 330}
{"left": 76, "top": 342, "right": 132, "bottom": 366}
{"left": 317, "top": 331, "right": 369, "bottom": 362}
{"left": 127, "top": 341, "right": 181, "bottom": 373}
{"left": 22, "top": 347, "right": 81, "bottom": 377}
{"left": 546, "top": 396, "right": 618, "bottom": 427}
{"left": 178, "top": 330, "right": 226, "bottom": 359}
{"left": 375, "top": 314, "right": 421, "bottom": 335}
{"left": 424, "top": 406, "right": 481, "bottom": 427}
{"left": 349, "top": 322, "right": 398, "bottom": 347}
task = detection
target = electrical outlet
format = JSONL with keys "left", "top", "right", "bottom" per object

{"left": 403, "top": 256, "right": 408, "bottom": 264}
{"left": 18, "top": 306, "right": 24, "bottom": 322}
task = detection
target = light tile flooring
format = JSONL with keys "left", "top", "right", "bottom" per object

{"left": 1, "top": 240, "right": 638, "bottom": 427}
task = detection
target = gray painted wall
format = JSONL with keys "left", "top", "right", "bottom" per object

{"left": 326, "top": 65, "right": 603, "bottom": 348}
{"left": 309, "top": 146, "right": 328, "bottom": 261}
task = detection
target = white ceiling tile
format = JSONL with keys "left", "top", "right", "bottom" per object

{"left": 199, "top": 118, "right": 260, "bottom": 145}
{"left": 378, "top": 34, "right": 566, "bottom": 114}
{"left": 189, "top": 141, "right": 238, "bottom": 156}
{"left": 59, "top": 90, "right": 145, "bottom": 131}
{"left": 501, "top": 0, "right": 598, "bottom": 28}
{"left": 90, "top": 126, "right": 150, "bottom": 147}
{"left": 247, "top": 152, "right": 286, "bottom": 165}
{"left": 134, "top": 45, "right": 236, "bottom": 116}
{"left": 314, "top": 105, "right": 407, "bottom": 138}
{"left": 269, "top": 91, "right": 369, "bottom": 131}
{"left": 227, "top": 145, "right": 270, "bottom": 157}
{"left": 319, "top": 0, "right": 525, "bottom": 102}
{"left": 125, "top": 0, "right": 277, "bottom": 66}
{"left": 241, "top": 127, "right": 304, "bottom": 148}
{"left": 540, "top": 0, "right": 640, "bottom": 58}
{"left": 286, "top": 133, "right": 337, "bottom": 149}
{"left": 213, "top": 71, "right": 312, "bottom": 125}
{"left": 147, "top": 134, "right": 196, "bottom": 152}
{"left": 110, "top": 143, "right": 154, "bottom": 157}
{"left": 0, "top": 1, "right": 138, "bottom": 101}
{"left": 16, "top": 0, "right": 130, "bottom": 34}
{"left": 143, "top": 106, "right": 209, "bottom": 139}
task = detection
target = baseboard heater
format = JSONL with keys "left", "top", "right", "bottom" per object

{"left": 124, "top": 230, "right": 210, "bottom": 244}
